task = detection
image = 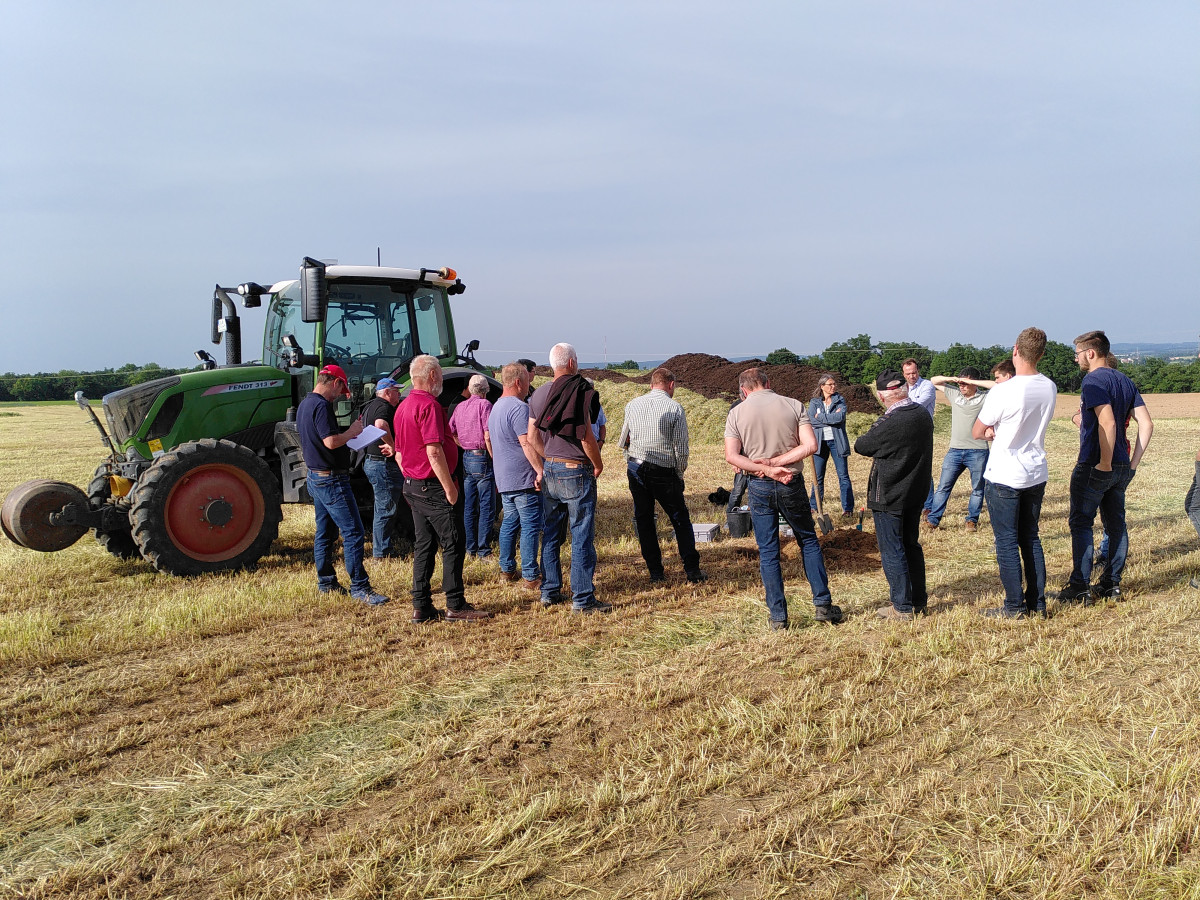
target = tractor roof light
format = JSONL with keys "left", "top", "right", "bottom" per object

{"left": 438, "top": 267, "right": 457, "bottom": 281}
{"left": 237, "top": 282, "right": 269, "bottom": 308}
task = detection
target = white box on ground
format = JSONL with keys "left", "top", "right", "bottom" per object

{"left": 693, "top": 524, "right": 719, "bottom": 542}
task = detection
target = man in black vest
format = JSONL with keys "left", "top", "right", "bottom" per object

{"left": 854, "top": 370, "right": 934, "bottom": 621}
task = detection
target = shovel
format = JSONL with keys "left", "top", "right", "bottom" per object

{"left": 807, "top": 456, "right": 834, "bottom": 535}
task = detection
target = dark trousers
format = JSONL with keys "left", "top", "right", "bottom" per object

{"left": 872, "top": 507, "right": 927, "bottom": 614}
{"left": 628, "top": 460, "right": 700, "bottom": 577}
{"left": 403, "top": 477, "right": 466, "bottom": 611}
{"left": 1068, "top": 462, "right": 1132, "bottom": 591}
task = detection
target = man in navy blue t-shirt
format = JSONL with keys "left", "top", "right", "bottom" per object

{"left": 297, "top": 364, "right": 389, "bottom": 606}
{"left": 1059, "top": 331, "right": 1154, "bottom": 605}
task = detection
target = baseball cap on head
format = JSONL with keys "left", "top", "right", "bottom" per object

{"left": 875, "top": 370, "right": 905, "bottom": 391}
{"left": 319, "top": 364, "right": 348, "bottom": 384}
{"left": 375, "top": 377, "right": 400, "bottom": 391}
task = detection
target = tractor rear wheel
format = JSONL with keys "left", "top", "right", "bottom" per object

{"left": 87, "top": 465, "right": 140, "bottom": 560}
{"left": 129, "top": 439, "right": 282, "bottom": 576}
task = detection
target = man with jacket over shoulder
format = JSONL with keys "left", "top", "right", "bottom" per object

{"left": 527, "top": 342, "right": 610, "bottom": 615}
{"left": 854, "top": 371, "right": 934, "bottom": 622}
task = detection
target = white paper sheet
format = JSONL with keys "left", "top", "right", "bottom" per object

{"left": 346, "top": 424, "right": 386, "bottom": 451}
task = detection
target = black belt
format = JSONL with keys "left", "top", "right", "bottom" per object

{"left": 463, "top": 448, "right": 487, "bottom": 455}
{"left": 310, "top": 468, "right": 350, "bottom": 477}
{"left": 404, "top": 476, "right": 442, "bottom": 484}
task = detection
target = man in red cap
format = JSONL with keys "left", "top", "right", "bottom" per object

{"left": 296, "top": 364, "right": 390, "bottom": 605}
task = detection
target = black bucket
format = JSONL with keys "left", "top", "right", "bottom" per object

{"left": 727, "top": 509, "right": 752, "bottom": 539}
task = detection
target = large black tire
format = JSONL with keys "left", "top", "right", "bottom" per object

{"left": 129, "top": 439, "right": 282, "bottom": 576}
{"left": 87, "top": 465, "right": 140, "bottom": 560}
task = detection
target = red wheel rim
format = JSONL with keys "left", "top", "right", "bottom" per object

{"left": 163, "top": 463, "right": 266, "bottom": 562}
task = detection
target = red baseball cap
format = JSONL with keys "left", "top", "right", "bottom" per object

{"left": 319, "top": 364, "right": 348, "bottom": 385}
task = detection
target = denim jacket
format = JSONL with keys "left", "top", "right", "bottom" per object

{"left": 807, "top": 393, "right": 850, "bottom": 457}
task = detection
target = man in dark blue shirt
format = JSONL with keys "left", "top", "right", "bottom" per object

{"left": 1059, "top": 331, "right": 1154, "bottom": 605}
{"left": 297, "top": 364, "right": 389, "bottom": 605}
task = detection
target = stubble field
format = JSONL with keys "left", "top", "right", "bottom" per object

{"left": 1, "top": 387, "right": 1199, "bottom": 899}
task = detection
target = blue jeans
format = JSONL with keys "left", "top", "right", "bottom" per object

{"left": 810, "top": 444, "right": 855, "bottom": 514}
{"left": 927, "top": 447, "right": 988, "bottom": 526}
{"left": 628, "top": 459, "right": 700, "bottom": 576}
{"left": 747, "top": 475, "right": 833, "bottom": 623}
{"left": 984, "top": 479, "right": 1046, "bottom": 615}
{"left": 500, "top": 488, "right": 542, "bottom": 581}
{"left": 307, "top": 472, "right": 371, "bottom": 594}
{"left": 1068, "top": 463, "right": 1133, "bottom": 590}
{"left": 462, "top": 450, "right": 495, "bottom": 556}
{"left": 363, "top": 456, "right": 405, "bottom": 557}
{"left": 873, "top": 507, "right": 926, "bottom": 614}
{"left": 540, "top": 460, "right": 598, "bottom": 609}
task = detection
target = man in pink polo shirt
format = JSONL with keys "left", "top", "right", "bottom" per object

{"left": 449, "top": 374, "right": 495, "bottom": 558}
{"left": 394, "top": 355, "right": 491, "bottom": 624}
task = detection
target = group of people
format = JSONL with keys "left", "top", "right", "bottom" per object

{"left": 297, "top": 327, "right": 1161, "bottom": 630}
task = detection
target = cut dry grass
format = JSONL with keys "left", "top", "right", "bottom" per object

{"left": 2, "top": 392, "right": 1200, "bottom": 898}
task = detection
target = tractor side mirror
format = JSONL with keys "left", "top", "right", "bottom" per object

{"left": 300, "top": 257, "right": 328, "bottom": 324}
{"left": 282, "top": 334, "right": 320, "bottom": 369}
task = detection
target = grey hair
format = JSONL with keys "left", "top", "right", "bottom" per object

{"left": 468, "top": 374, "right": 489, "bottom": 396}
{"left": 549, "top": 342, "right": 577, "bottom": 371}
{"left": 409, "top": 354, "right": 442, "bottom": 387}
{"left": 878, "top": 384, "right": 909, "bottom": 404}
{"left": 813, "top": 373, "right": 837, "bottom": 399}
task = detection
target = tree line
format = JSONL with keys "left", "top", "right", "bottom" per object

{"left": 4, "top": 343, "right": 1199, "bottom": 402}
{"left": 0, "top": 363, "right": 197, "bottom": 402}
{"left": 767, "top": 334, "right": 1200, "bottom": 394}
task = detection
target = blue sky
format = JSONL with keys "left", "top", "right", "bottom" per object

{"left": 2, "top": 2, "right": 1196, "bottom": 373}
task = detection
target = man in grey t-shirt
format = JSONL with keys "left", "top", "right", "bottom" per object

{"left": 723, "top": 367, "right": 840, "bottom": 630}
{"left": 487, "top": 363, "right": 543, "bottom": 589}
{"left": 925, "top": 367, "right": 991, "bottom": 531}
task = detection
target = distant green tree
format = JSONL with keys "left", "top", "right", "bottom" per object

{"left": 605, "top": 360, "right": 640, "bottom": 371}
{"left": 876, "top": 341, "right": 931, "bottom": 376}
{"left": 765, "top": 348, "right": 801, "bottom": 366}
{"left": 1040, "top": 341, "right": 1082, "bottom": 392}
{"left": 817, "top": 334, "right": 875, "bottom": 384}
{"left": 10, "top": 376, "right": 56, "bottom": 402}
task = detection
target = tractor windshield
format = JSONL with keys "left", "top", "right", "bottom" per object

{"left": 263, "top": 280, "right": 454, "bottom": 386}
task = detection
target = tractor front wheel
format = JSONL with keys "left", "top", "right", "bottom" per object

{"left": 87, "top": 465, "right": 140, "bottom": 560}
{"left": 129, "top": 439, "right": 282, "bottom": 576}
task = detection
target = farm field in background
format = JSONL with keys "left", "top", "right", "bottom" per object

{"left": 2, "top": 389, "right": 1200, "bottom": 898}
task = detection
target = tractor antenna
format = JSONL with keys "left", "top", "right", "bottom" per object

{"left": 377, "top": 246, "right": 381, "bottom": 267}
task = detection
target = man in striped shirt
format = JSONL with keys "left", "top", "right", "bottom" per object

{"left": 618, "top": 368, "right": 706, "bottom": 584}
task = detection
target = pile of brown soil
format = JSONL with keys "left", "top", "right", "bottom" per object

{"left": 660, "top": 353, "right": 880, "bottom": 414}
{"left": 537, "top": 354, "right": 880, "bottom": 414}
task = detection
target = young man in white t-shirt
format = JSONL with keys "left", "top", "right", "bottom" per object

{"left": 972, "top": 327, "right": 1058, "bottom": 618}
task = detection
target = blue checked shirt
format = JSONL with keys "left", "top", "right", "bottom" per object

{"left": 618, "top": 389, "right": 690, "bottom": 474}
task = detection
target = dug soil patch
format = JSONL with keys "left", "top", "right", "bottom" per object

{"left": 536, "top": 353, "right": 881, "bottom": 414}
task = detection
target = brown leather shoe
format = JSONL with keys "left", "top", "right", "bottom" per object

{"left": 521, "top": 577, "right": 542, "bottom": 592}
{"left": 500, "top": 569, "right": 520, "bottom": 582}
{"left": 445, "top": 605, "right": 492, "bottom": 621}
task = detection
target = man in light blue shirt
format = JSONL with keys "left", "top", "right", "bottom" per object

{"left": 903, "top": 358, "right": 937, "bottom": 516}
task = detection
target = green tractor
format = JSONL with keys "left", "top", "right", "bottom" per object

{"left": 1, "top": 257, "right": 499, "bottom": 576}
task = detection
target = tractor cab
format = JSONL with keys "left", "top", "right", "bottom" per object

{"left": 250, "top": 261, "right": 493, "bottom": 411}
